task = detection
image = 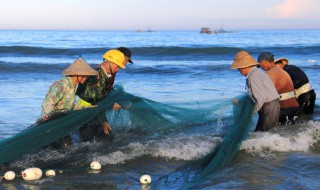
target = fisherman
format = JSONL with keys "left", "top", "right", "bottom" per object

{"left": 38, "top": 57, "right": 98, "bottom": 147}
{"left": 258, "top": 52, "right": 299, "bottom": 125}
{"left": 76, "top": 48, "right": 134, "bottom": 142}
{"left": 38, "top": 57, "right": 98, "bottom": 121}
{"left": 231, "top": 51, "right": 280, "bottom": 131}
{"left": 274, "top": 58, "right": 316, "bottom": 114}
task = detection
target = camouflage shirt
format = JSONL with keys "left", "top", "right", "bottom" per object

{"left": 39, "top": 77, "right": 76, "bottom": 119}
{"left": 76, "top": 65, "right": 114, "bottom": 105}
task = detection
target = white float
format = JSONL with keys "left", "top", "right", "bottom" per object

{"left": 22, "top": 167, "right": 43, "bottom": 180}
{"left": 140, "top": 174, "right": 152, "bottom": 184}
{"left": 4, "top": 171, "right": 16, "bottom": 180}
{"left": 45, "top": 170, "right": 56, "bottom": 177}
{"left": 90, "top": 161, "right": 101, "bottom": 170}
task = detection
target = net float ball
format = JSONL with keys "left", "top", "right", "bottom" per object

{"left": 45, "top": 170, "right": 56, "bottom": 177}
{"left": 90, "top": 161, "right": 101, "bottom": 170}
{"left": 140, "top": 174, "right": 152, "bottom": 184}
{"left": 4, "top": 171, "right": 16, "bottom": 180}
{"left": 22, "top": 167, "right": 43, "bottom": 181}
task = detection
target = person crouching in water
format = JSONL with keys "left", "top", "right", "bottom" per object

{"left": 274, "top": 58, "right": 316, "bottom": 115}
{"left": 37, "top": 57, "right": 98, "bottom": 147}
{"left": 258, "top": 52, "right": 299, "bottom": 125}
{"left": 76, "top": 49, "right": 129, "bottom": 142}
{"left": 231, "top": 51, "right": 280, "bottom": 131}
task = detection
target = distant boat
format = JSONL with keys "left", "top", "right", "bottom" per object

{"left": 214, "top": 24, "right": 232, "bottom": 33}
{"left": 135, "top": 28, "right": 155, "bottom": 33}
{"left": 200, "top": 27, "right": 212, "bottom": 34}
{"left": 200, "top": 24, "right": 232, "bottom": 34}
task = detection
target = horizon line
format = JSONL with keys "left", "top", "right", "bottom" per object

{"left": 0, "top": 28, "right": 319, "bottom": 31}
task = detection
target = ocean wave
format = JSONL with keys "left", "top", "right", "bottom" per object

{"left": 92, "top": 135, "right": 221, "bottom": 165}
{"left": 0, "top": 46, "right": 103, "bottom": 57}
{"left": 0, "top": 61, "right": 100, "bottom": 74}
{"left": 240, "top": 121, "right": 320, "bottom": 158}
{"left": 0, "top": 61, "right": 65, "bottom": 74}
{"left": 0, "top": 45, "right": 319, "bottom": 60}
{"left": 7, "top": 121, "right": 320, "bottom": 168}
{"left": 1, "top": 59, "right": 319, "bottom": 76}
{"left": 0, "top": 60, "right": 234, "bottom": 74}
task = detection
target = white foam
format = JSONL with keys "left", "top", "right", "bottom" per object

{"left": 95, "top": 143, "right": 145, "bottom": 165}
{"left": 240, "top": 121, "right": 320, "bottom": 157}
{"left": 152, "top": 135, "right": 220, "bottom": 160}
{"left": 94, "top": 134, "right": 221, "bottom": 165}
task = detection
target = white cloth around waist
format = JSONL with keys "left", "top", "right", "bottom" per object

{"left": 279, "top": 91, "right": 295, "bottom": 101}
{"left": 295, "top": 83, "right": 312, "bottom": 98}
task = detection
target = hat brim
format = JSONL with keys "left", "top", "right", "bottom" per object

{"left": 231, "top": 51, "right": 259, "bottom": 69}
{"left": 231, "top": 61, "right": 258, "bottom": 69}
{"left": 63, "top": 57, "right": 98, "bottom": 76}
{"left": 128, "top": 57, "right": 133, "bottom": 64}
{"left": 274, "top": 58, "right": 288, "bottom": 65}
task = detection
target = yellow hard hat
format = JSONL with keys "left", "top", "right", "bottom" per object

{"left": 102, "top": 49, "right": 126, "bottom": 69}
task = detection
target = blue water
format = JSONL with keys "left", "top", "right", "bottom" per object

{"left": 0, "top": 30, "right": 320, "bottom": 189}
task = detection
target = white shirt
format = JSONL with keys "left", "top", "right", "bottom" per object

{"left": 246, "top": 67, "right": 279, "bottom": 113}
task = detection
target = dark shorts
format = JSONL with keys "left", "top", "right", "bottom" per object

{"left": 79, "top": 119, "right": 114, "bottom": 142}
{"left": 50, "top": 135, "right": 72, "bottom": 148}
{"left": 297, "top": 90, "right": 316, "bottom": 114}
{"left": 255, "top": 99, "right": 280, "bottom": 131}
{"left": 279, "top": 106, "right": 299, "bottom": 125}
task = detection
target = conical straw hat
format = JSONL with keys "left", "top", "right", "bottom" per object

{"left": 63, "top": 57, "right": 98, "bottom": 76}
{"left": 231, "top": 51, "right": 259, "bottom": 69}
{"left": 274, "top": 57, "right": 289, "bottom": 66}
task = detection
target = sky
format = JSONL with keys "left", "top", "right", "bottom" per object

{"left": 0, "top": 0, "right": 319, "bottom": 30}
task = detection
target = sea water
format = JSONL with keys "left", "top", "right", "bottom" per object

{"left": 0, "top": 30, "right": 319, "bottom": 189}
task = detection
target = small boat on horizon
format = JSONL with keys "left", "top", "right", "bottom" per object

{"left": 200, "top": 24, "right": 232, "bottom": 34}
{"left": 135, "top": 28, "right": 155, "bottom": 33}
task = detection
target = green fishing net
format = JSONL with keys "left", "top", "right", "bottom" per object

{"left": 190, "top": 94, "right": 254, "bottom": 177}
{"left": 0, "top": 85, "right": 216, "bottom": 165}
{"left": 0, "top": 84, "right": 255, "bottom": 180}
{"left": 157, "top": 94, "right": 255, "bottom": 189}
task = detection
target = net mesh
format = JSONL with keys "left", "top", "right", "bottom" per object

{"left": 0, "top": 85, "right": 254, "bottom": 179}
{"left": 190, "top": 94, "right": 254, "bottom": 179}
{"left": 0, "top": 85, "right": 217, "bottom": 165}
{"left": 157, "top": 94, "right": 255, "bottom": 188}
